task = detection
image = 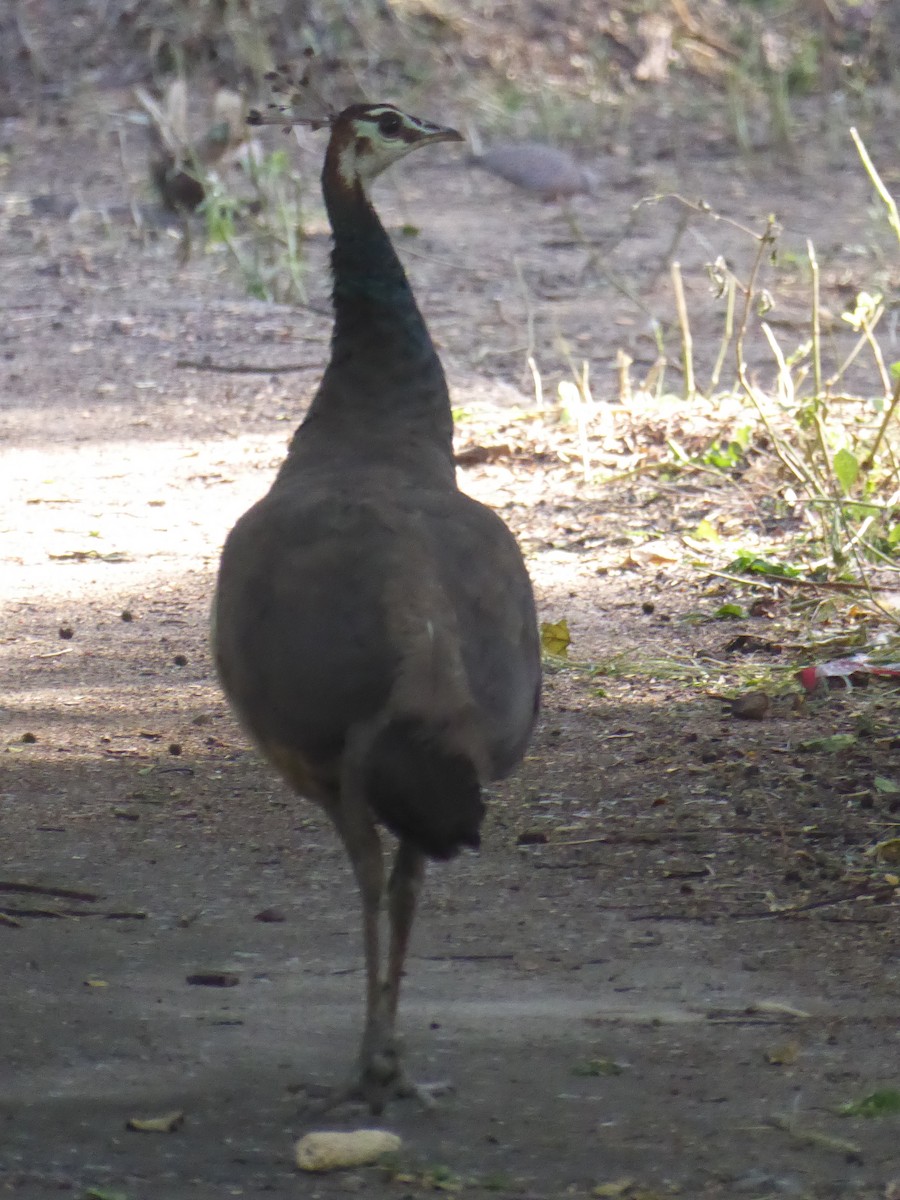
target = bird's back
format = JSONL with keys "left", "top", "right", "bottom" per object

{"left": 214, "top": 448, "right": 539, "bottom": 810}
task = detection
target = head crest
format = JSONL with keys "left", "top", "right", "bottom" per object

{"left": 246, "top": 52, "right": 365, "bottom": 133}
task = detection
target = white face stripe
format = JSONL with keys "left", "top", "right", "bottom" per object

{"left": 358, "top": 105, "right": 441, "bottom": 135}
{"left": 333, "top": 105, "right": 455, "bottom": 189}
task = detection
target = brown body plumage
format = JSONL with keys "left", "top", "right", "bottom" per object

{"left": 213, "top": 102, "right": 540, "bottom": 1113}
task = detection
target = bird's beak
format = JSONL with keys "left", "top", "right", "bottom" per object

{"left": 410, "top": 121, "right": 464, "bottom": 147}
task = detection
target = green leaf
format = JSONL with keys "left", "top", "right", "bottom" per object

{"left": 845, "top": 501, "right": 880, "bottom": 520}
{"left": 713, "top": 603, "right": 747, "bottom": 619}
{"left": 889, "top": 360, "right": 900, "bottom": 381}
{"left": 727, "top": 552, "right": 801, "bottom": 579}
{"left": 84, "top": 1190, "right": 129, "bottom": 1200}
{"left": 266, "top": 148, "right": 289, "bottom": 174}
{"left": 540, "top": 619, "right": 571, "bottom": 659}
{"left": 842, "top": 290, "right": 883, "bottom": 331}
{"left": 799, "top": 733, "right": 857, "bottom": 753}
{"left": 481, "top": 1174, "right": 516, "bottom": 1192}
{"left": 573, "top": 1057, "right": 624, "bottom": 1077}
{"left": 702, "top": 440, "right": 742, "bottom": 471}
{"left": 839, "top": 1088, "right": 900, "bottom": 1118}
{"left": 887, "top": 525, "right": 900, "bottom": 548}
{"left": 833, "top": 448, "right": 859, "bottom": 494}
{"left": 874, "top": 776, "right": 900, "bottom": 794}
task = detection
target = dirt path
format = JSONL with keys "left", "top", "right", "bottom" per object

{"left": 2, "top": 97, "right": 898, "bottom": 1200}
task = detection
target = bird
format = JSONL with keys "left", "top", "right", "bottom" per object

{"left": 138, "top": 80, "right": 245, "bottom": 213}
{"left": 466, "top": 127, "right": 594, "bottom": 201}
{"left": 212, "top": 100, "right": 541, "bottom": 1115}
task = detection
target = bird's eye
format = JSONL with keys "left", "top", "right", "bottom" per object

{"left": 378, "top": 111, "right": 403, "bottom": 137}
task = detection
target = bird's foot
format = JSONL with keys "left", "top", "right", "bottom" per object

{"left": 298, "top": 1043, "right": 450, "bottom": 1118}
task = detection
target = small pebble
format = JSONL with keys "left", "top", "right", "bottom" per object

{"left": 186, "top": 972, "right": 240, "bottom": 988}
{"left": 730, "top": 692, "right": 771, "bottom": 721}
{"left": 517, "top": 829, "right": 549, "bottom": 845}
{"left": 254, "top": 907, "right": 287, "bottom": 923}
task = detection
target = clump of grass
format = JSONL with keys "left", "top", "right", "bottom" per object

{"left": 633, "top": 130, "right": 899, "bottom": 614}
{"left": 202, "top": 144, "right": 310, "bottom": 303}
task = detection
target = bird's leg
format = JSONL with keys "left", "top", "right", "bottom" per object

{"left": 301, "top": 744, "right": 440, "bottom": 1115}
{"left": 327, "top": 791, "right": 398, "bottom": 1106}
{"left": 385, "top": 839, "right": 425, "bottom": 1024}
{"left": 304, "top": 741, "right": 404, "bottom": 1114}
{"left": 383, "top": 840, "right": 448, "bottom": 1106}
{"left": 342, "top": 818, "right": 385, "bottom": 1061}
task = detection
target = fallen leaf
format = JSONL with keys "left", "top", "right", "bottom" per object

{"left": 799, "top": 733, "right": 857, "bottom": 753}
{"left": 630, "top": 540, "right": 680, "bottom": 565}
{"left": 634, "top": 13, "right": 673, "bottom": 82}
{"left": 874, "top": 776, "right": 900, "bottom": 794}
{"left": 769, "top": 1116, "right": 861, "bottom": 1155}
{"left": 713, "top": 603, "right": 747, "bottom": 619}
{"left": 593, "top": 1180, "right": 635, "bottom": 1198}
{"left": 752, "top": 1000, "right": 811, "bottom": 1019}
{"left": 423, "top": 1165, "right": 465, "bottom": 1192}
{"left": 766, "top": 1041, "right": 800, "bottom": 1065}
{"left": 692, "top": 518, "right": 721, "bottom": 543}
{"left": 870, "top": 839, "right": 900, "bottom": 865}
{"left": 573, "top": 1057, "right": 624, "bottom": 1077}
{"left": 84, "top": 979, "right": 109, "bottom": 988}
{"left": 839, "top": 1088, "right": 900, "bottom": 1118}
{"left": 126, "top": 1110, "right": 184, "bottom": 1133}
{"left": 540, "top": 619, "right": 571, "bottom": 659}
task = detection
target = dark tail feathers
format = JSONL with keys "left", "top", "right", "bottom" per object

{"left": 365, "top": 717, "right": 485, "bottom": 860}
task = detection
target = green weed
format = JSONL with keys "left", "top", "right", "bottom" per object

{"left": 202, "top": 147, "right": 310, "bottom": 303}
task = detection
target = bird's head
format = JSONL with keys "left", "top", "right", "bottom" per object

{"left": 326, "top": 103, "right": 463, "bottom": 191}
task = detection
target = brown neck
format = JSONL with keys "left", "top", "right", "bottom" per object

{"left": 301, "top": 129, "right": 454, "bottom": 457}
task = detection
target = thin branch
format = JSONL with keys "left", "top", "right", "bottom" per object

{"left": 0, "top": 880, "right": 102, "bottom": 901}
{"left": 850, "top": 126, "right": 900, "bottom": 247}
{"left": 807, "top": 239, "right": 822, "bottom": 399}
{"left": 176, "top": 357, "right": 313, "bottom": 373}
{"left": 708, "top": 273, "right": 735, "bottom": 393}
{"left": 635, "top": 192, "right": 764, "bottom": 241}
{"left": 732, "top": 219, "right": 809, "bottom": 487}
{"left": 671, "top": 261, "right": 695, "bottom": 400}
{"left": 863, "top": 369, "right": 900, "bottom": 470}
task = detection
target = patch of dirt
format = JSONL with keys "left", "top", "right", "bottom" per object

{"left": 2, "top": 77, "right": 899, "bottom": 1200}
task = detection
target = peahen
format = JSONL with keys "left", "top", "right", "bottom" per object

{"left": 212, "top": 101, "right": 541, "bottom": 1114}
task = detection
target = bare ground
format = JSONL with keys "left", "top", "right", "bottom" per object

{"left": 1, "top": 83, "right": 899, "bottom": 1200}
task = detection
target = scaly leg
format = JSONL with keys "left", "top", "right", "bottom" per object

{"left": 300, "top": 737, "right": 443, "bottom": 1116}
{"left": 303, "top": 829, "right": 443, "bottom": 1114}
{"left": 301, "top": 748, "right": 412, "bottom": 1113}
{"left": 383, "top": 840, "right": 449, "bottom": 1106}
{"left": 385, "top": 839, "right": 425, "bottom": 1023}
